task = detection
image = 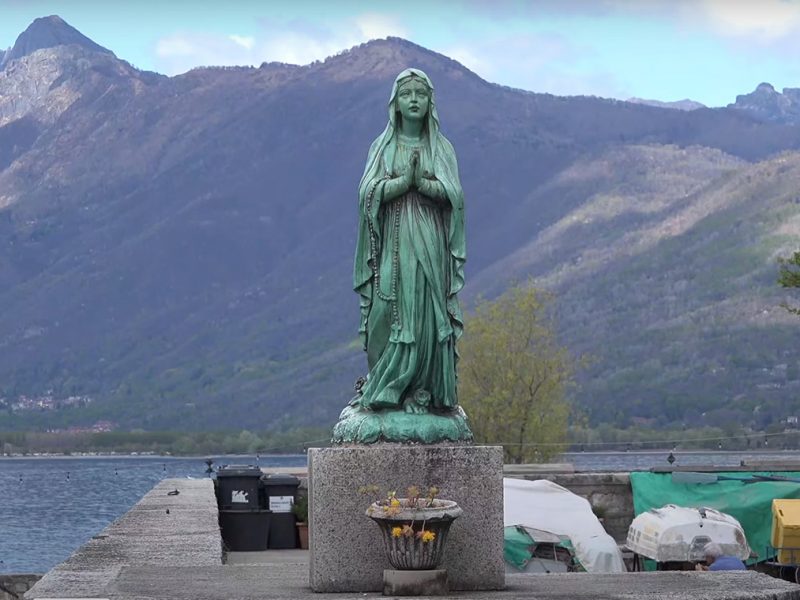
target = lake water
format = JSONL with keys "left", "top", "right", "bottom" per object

{"left": 0, "top": 454, "right": 305, "bottom": 574}
{"left": 2, "top": 450, "right": 798, "bottom": 574}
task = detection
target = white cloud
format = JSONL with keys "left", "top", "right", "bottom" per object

{"left": 443, "top": 46, "right": 491, "bottom": 76}
{"left": 440, "top": 32, "right": 628, "bottom": 98}
{"left": 229, "top": 35, "right": 255, "bottom": 50}
{"left": 155, "top": 36, "right": 199, "bottom": 58}
{"left": 259, "top": 32, "right": 345, "bottom": 65}
{"left": 354, "top": 13, "right": 407, "bottom": 40}
{"left": 611, "top": 0, "right": 800, "bottom": 42}
{"left": 443, "top": 32, "right": 574, "bottom": 79}
{"left": 152, "top": 13, "right": 407, "bottom": 75}
{"left": 155, "top": 33, "right": 254, "bottom": 74}
{"left": 696, "top": 0, "right": 800, "bottom": 40}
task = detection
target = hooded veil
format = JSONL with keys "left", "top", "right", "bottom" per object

{"left": 353, "top": 68, "right": 466, "bottom": 410}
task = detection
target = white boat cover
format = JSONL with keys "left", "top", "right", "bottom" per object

{"left": 626, "top": 504, "right": 749, "bottom": 562}
{"left": 503, "top": 477, "right": 626, "bottom": 573}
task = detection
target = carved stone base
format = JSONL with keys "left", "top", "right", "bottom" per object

{"left": 331, "top": 403, "right": 473, "bottom": 444}
{"left": 308, "top": 444, "right": 505, "bottom": 592}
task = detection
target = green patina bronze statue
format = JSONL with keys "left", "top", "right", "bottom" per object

{"left": 332, "top": 68, "right": 473, "bottom": 444}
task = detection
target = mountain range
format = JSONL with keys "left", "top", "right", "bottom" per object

{"left": 2, "top": 16, "right": 800, "bottom": 433}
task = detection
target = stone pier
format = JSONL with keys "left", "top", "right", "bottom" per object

{"left": 25, "top": 478, "right": 221, "bottom": 599}
{"left": 21, "top": 474, "right": 800, "bottom": 600}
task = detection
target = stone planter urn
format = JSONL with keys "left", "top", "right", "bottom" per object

{"left": 366, "top": 499, "right": 463, "bottom": 570}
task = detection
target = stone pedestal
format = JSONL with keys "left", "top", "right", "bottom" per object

{"left": 308, "top": 444, "right": 505, "bottom": 592}
{"left": 383, "top": 569, "right": 448, "bottom": 596}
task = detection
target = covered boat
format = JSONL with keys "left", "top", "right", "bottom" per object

{"left": 626, "top": 504, "right": 750, "bottom": 563}
{"left": 504, "top": 525, "right": 578, "bottom": 573}
{"left": 504, "top": 478, "right": 626, "bottom": 573}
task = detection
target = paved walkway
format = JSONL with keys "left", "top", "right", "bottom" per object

{"left": 222, "top": 550, "right": 800, "bottom": 600}
{"left": 94, "top": 563, "right": 800, "bottom": 599}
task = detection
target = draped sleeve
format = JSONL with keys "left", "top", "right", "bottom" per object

{"left": 433, "top": 134, "right": 465, "bottom": 342}
{"left": 354, "top": 133, "right": 390, "bottom": 349}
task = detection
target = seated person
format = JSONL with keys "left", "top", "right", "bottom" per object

{"left": 695, "top": 542, "right": 746, "bottom": 571}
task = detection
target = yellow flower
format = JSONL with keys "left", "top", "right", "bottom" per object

{"left": 420, "top": 530, "right": 436, "bottom": 543}
{"left": 391, "top": 526, "right": 403, "bottom": 538}
{"left": 390, "top": 498, "right": 401, "bottom": 507}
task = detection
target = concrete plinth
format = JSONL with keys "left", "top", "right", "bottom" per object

{"left": 308, "top": 444, "right": 505, "bottom": 592}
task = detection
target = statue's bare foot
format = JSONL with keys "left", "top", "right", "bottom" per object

{"left": 403, "top": 390, "right": 431, "bottom": 414}
{"left": 353, "top": 376, "right": 366, "bottom": 394}
{"left": 348, "top": 377, "right": 368, "bottom": 407}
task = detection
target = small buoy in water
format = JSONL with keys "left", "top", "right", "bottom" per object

{"left": 66, "top": 472, "right": 70, "bottom": 480}
{"left": 166, "top": 509, "right": 170, "bottom": 515}
{"left": 115, "top": 468, "right": 118, "bottom": 476}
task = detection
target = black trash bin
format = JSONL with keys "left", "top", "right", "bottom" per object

{"left": 217, "top": 465, "right": 270, "bottom": 551}
{"left": 217, "top": 465, "right": 262, "bottom": 510}
{"left": 218, "top": 510, "right": 270, "bottom": 551}
{"left": 262, "top": 473, "right": 300, "bottom": 549}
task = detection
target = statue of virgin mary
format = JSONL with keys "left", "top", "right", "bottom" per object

{"left": 333, "top": 68, "right": 472, "bottom": 444}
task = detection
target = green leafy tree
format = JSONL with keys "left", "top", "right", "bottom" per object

{"left": 779, "top": 251, "right": 800, "bottom": 314}
{"left": 459, "top": 284, "right": 575, "bottom": 463}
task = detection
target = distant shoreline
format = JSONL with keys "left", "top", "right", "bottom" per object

{"left": 1, "top": 449, "right": 797, "bottom": 460}
{"left": 0, "top": 452, "right": 308, "bottom": 460}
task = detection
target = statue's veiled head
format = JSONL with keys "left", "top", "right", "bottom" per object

{"left": 388, "top": 68, "right": 439, "bottom": 135}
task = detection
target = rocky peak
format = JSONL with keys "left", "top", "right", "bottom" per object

{"left": 783, "top": 87, "right": 800, "bottom": 103}
{"left": 0, "top": 17, "right": 159, "bottom": 130}
{"left": 313, "top": 36, "right": 483, "bottom": 84}
{"left": 728, "top": 82, "right": 800, "bottom": 124}
{"left": 734, "top": 82, "right": 780, "bottom": 107}
{"left": 2, "top": 15, "right": 111, "bottom": 67}
{"left": 755, "top": 82, "right": 776, "bottom": 94}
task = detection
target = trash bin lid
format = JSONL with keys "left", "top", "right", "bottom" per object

{"left": 262, "top": 473, "right": 300, "bottom": 486}
{"left": 217, "top": 465, "right": 263, "bottom": 478}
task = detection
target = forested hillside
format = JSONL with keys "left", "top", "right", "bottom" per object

{"left": 1, "top": 16, "right": 799, "bottom": 431}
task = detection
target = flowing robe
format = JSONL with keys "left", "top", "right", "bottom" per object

{"left": 354, "top": 131, "right": 465, "bottom": 411}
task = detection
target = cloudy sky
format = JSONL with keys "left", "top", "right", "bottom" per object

{"left": 1, "top": 0, "right": 799, "bottom": 106}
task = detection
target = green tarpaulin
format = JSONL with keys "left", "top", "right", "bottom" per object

{"left": 503, "top": 525, "right": 579, "bottom": 570}
{"left": 504, "top": 525, "right": 535, "bottom": 570}
{"left": 630, "top": 471, "right": 800, "bottom": 564}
